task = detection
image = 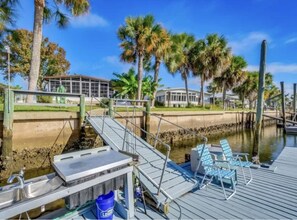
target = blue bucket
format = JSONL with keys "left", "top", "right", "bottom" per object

{"left": 96, "top": 191, "right": 114, "bottom": 220}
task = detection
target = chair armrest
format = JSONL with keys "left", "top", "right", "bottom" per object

{"left": 233, "top": 152, "right": 249, "bottom": 156}
{"left": 214, "top": 160, "right": 230, "bottom": 163}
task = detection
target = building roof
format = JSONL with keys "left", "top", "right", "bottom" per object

{"left": 157, "top": 87, "right": 211, "bottom": 95}
{"left": 44, "top": 74, "right": 110, "bottom": 82}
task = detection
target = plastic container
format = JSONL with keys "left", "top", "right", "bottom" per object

{"left": 96, "top": 191, "right": 115, "bottom": 220}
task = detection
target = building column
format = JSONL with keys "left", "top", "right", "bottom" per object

{"left": 98, "top": 82, "right": 101, "bottom": 98}
{"left": 79, "top": 77, "right": 82, "bottom": 95}
{"left": 70, "top": 77, "right": 72, "bottom": 93}
{"left": 48, "top": 80, "right": 51, "bottom": 92}
{"left": 107, "top": 83, "right": 110, "bottom": 98}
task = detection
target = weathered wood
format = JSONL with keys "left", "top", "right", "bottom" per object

{"left": 144, "top": 101, "right": 151, "bottom": 141}
{"left": 79, "top": 94, "right": 85, "bottom": 127}
{"left": 293, "top": 83, "right": 296, "bottom": 115}
{"left": 280, "top": 81, "right": 286, "bottom": 132}
{"left": 2, "top": 89, "right": 14, "bottom": 157}
{"left": 253, "top": 40, "right": 266, "bottom": 162}
{"left": 108, "top": 98, "right": 114, "bottom": 118}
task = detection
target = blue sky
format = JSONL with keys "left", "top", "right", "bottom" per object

{"left": 3, "top": 0, "right": 297, "bottom": 93}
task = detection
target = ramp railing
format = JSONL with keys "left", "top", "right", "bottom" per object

{"left": 88, "top": 97, "right": 172, "bottom": 197}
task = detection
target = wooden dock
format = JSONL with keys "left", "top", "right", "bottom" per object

{"left": 48, "top": 143, "right": 297, "bottom": 220}
{"left": 270, "top": 147, "right": 297, "bottom": 178}
{"left": 51, "top": 164, "right": 297, "bottom": 220}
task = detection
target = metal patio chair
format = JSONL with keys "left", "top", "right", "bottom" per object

{"left": 220, "top": 139, "right": 253, "bottom": 185}
{"left": 194, "top": 144, "right": 237, "bottom": 200}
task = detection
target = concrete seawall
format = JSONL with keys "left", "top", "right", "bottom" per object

{"left": 0, "top": 110, "right": 278, "bottom": 178}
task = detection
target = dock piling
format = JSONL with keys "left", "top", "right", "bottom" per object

{"left": 253, "top": 40, "right": 266, "bottom": 163}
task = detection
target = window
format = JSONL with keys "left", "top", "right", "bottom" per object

{"left": 82, "top": 82, "right": 89, "bottom": 96}
{"left": 50, "top": 80, "right": 60, "bottom": 92}
{"left": 61, "top": 81, "right": 70, "bottom": 93}
{"left": 91, "top": 82, "right": 99, "bottom": 97}
{"left": 100, "top": 83, "right": 108, "bottom": 97}
{"left": 72, "top": 82, "right": 80, "bottom": 94}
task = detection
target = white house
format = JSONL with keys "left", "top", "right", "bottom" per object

{"left": 155, "top": 88, "right": 211, "bottom": 107}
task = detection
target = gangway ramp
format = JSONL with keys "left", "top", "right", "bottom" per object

{"left": 87, "top": 116, "right": 197, "bottom": 206}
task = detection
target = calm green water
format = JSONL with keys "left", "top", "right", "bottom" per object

{"left": 169, "top": 124, "right": 296, "bottom": 164}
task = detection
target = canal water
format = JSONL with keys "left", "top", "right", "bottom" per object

{"left": 169, "top": 124, "right": 296, "bottom": 164}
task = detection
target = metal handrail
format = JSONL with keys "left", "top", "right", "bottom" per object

{"left": 89, "top": 96, "right": 171, "bottom": 196}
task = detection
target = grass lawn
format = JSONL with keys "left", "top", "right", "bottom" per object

{"left": 0, "top": 103, "right": 247, "bottom": 112}
{"left": 0, "top": 104, "right": 94, "bottom": 112}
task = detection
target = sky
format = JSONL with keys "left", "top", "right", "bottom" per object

{"left": 3, "top": 0, "right": 297, "bottom": 93}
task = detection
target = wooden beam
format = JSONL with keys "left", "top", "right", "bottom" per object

{"left": 280, "top": 81, "right": 286, "bottom": 132}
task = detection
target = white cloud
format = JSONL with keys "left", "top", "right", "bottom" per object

{"left": 247, "top": 62, "right": 297, "bottom": 74}
{"left": 229, "top": 32, "right": 271, "bottom": 54}
{"left": 103, "top": 55, "right": 132, "bottom": 72}
{"left": 71, "top": 13, "right": 109, "bottom": 28}
{"left": 285, "top": 37, "right": 297, "bottom": 44}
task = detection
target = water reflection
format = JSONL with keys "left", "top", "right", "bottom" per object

{"left": 170, "top": 124, "right": 296, "bottom": 164}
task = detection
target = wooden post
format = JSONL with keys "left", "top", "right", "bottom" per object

{"left": 293, "top": 83, "right": 296, "bottom": 116}
{"left": 280, "top": 81, "right": 286, "bottom": 132}
{"left": 79, "top": 94, "right": 85, "bottom": 127}
{"left": 253, "top": 40, "right": 266, "bottom": 164}
{"left": 145, "top": 101, "right": 151, "bottom": 141}
{"left": 2, "top": 89, "right": 14, "bottom": 157}
{"left": 108, "top": 98, "right": 114, "bottom": 118}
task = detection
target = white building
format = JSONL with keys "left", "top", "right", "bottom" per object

{"left": 156, "top": 88, "right": 211, "bottom": 107}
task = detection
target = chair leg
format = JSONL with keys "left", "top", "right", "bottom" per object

{"left": 245, "top": 167, "right": 253, "bottom": 185}
{"left": 219, "top": 172, "right": 237, "bottom": 200}
{"left": 199, "top": 174, "right": 207, "bottom": 189}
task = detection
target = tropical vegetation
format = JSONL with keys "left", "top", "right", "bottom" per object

{"left": 27, "top": 0, "right": 89, "bottom": 102}
{"left": 0, "top": 29, "right": 70, "bottom": 89}
{"left": 111, "top": 67, "right": 160, "bottom": 100}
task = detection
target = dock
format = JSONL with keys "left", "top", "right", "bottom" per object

{"left": 270, "top": 146, "right": 297, "bottom": 178}
{"left": 50, "top": 165, "right": 297, "bottom": 219}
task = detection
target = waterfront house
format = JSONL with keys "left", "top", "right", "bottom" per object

{"left": 44, "top": 75, "right": 114, "bottom": 99}
{"left": 156, "top": 88, "right": 211, "bottom": 107}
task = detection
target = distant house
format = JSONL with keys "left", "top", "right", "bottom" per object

{"left": 44, "top": 75, "right": 114, "bottom": 98}
{"left": 156, "top": 88, "right": 211, "bottom": 107}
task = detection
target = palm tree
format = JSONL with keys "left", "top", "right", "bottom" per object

{"left": 214, "top": 56, "right": 247, "bottom": 109}
{"left": 0, "top": 0, "right": 18, "bottom": 37}
{"left": 166, "top": 33, "right": 195, "bottom": 107}
{"left": 111, "top": 68, "right": 138, "bottom": 100}
{"left": 233, "top": 72, "right": 258, "bottom": 109}
{"left": 206, "top": 81, "right": 221, "bottom": 105}
{"left": 28, "top": 0, "right": 89, "bottom": 102}
{"left": 151, "top": 28, "right": 171, "bottom": 107}
{"left": 142, "top": 75, "right": 161, "bottom": 100}
{"left": 118, "top": 15, "right": 161, "bottom": 101}
{"left": 192, "top": 34, "right": 231, "bottom": 107}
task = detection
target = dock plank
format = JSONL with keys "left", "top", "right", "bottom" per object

{"left": 271, "top": 147, "right": 297, "bottom": 178}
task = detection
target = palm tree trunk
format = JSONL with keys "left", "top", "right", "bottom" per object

{"left": 198, "top": 76, "right": 203, "bottom": 105}
{"left": 137, "top": 53, "right": 144, "bottom": 102}
{"left": 184, "top": 72, "right": 190, "bottom": 107}
{"left": 212, "top": 92, "right": 215, "bottom": 105}
{"left": 242, "top": 97, "right": 245, "bottom": 109}
{"left": 201, "top": 78, "right": 205, "bottom": 107}
{"left": 27, "top": 0, "right": 44, "bottom": 103}
{"left": 152, "top": 59, "right": 160, "bottom": 107}
{"left": 222, "top": 84, "right": 226, "bottom": 110}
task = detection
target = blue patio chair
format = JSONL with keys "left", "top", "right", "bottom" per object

{"left": 220, "top": 139, "right": 253, "bottom": 185}
{"left": 194, "top": 144, "right": 236, "bottom": 200}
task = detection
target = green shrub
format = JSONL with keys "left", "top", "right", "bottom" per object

{"left": 155, "top": 100, "right": 164, "bottom": 107}
{"left": 37, "top": 95, "right": 53, "bottom": 103}
{"left": 100, "top": 98, "right": 109, "bottom": 108}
